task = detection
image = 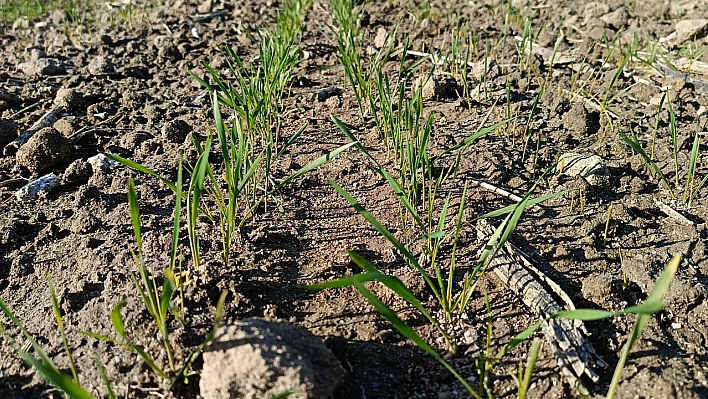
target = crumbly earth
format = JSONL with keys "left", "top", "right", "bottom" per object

{"left": 1, "top": 0, "right": 708, "bottom": 398}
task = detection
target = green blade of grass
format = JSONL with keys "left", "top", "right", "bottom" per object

{"left": 95, "top": 355, "right": 117, "bottom": 399}
{"left": 110, "top": 301, "right": 129, "bottom": 340}
{"left": 169, "top": 153, "right": 184, "bottom": 271}
{"left": 273, "top": 142, "right": 357, "bottom": 192}
{"left": 618, "top": 131, "right": 675, "bottom": 198}
{"left": 553, "top": 309, "right": 615, "bottom": 321}
{"left": 104, "top": 154, "right": 181, "bottom": 195}
{"left": 607, "top": 254, "right": 680, "bottom": 399}
{"left": 127, "top": 178, "right": 143, "bottom": 251}
{"left": 49, "top": 275, "right": 79, "bottom": 384}
{"left": 0, "top": 299, "right": 96, "bottom": 399}
{"left": 329, "top": 181, "right": 442, "bottom": 303}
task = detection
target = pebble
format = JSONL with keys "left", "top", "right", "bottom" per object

{"left": 556, "top": 152, "right": 609, "bottom": 186}
{"left": 15, "top": 173, "right": 58, "bottom": 201}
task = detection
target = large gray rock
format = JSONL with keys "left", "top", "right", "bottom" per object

{"left": 201, "top": 318, "right": 344, "bottom": 399}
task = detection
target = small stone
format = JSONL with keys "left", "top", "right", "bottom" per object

{"left": 197, "top": 0, "right": 213, "bottom": 13}
{"left": 17, "top": 58, "right": 66, "bottom": 76}
{"left": 373, "top": 27, "right": 387, "bottom": 48}
{"left": 415, "top": 77, "right": 445, "bottom": 101}
{"left": 161, "top": 119, "right": 192, "bottom": 143}
{"left": 556, "top": 152, "right": 609, "bottom": 186}
{"left": 672, "top": 19, "right": 708, "bottom": 46}
{"left": 316, "top": 86, "right": 338, "bottom": 101}
{"left": 88, "top": 55, "right": 113, "bottom": 75}
{"left": 51, "top": 9, "right": 66, "bottom": 25}
{"left": 0, "top": 119, "right": 19, "bottom": 149}
{"left": 12, "top": 18, "right": 29, "bottom": 30}
{"left": 26, "top": 47, "right": 47, "bottom": 60}
{"left": 87, "top": 154, "right": 119, "bottom": 173}
{"left": 469, "top": 59, "right": 499, "bottom": 81}
{"left": 201, "top": 318, "right": 344, "bottom": 399}
{"left": 15, "top": 127, "right": 72, "bottom": 175}
{"left": 15, "top": 173, "right": 58, "bottom": 201}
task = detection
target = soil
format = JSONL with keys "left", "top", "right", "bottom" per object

{"left": 1, "top": 0, "right": 708, "bottom": 398}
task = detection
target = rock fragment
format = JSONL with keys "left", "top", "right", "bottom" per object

{"left": 373, "top": 27, "right": 388, "bottom": 48}
{"left": 415, "top": 77, "right": 445, "bottom": 101}
{"left": 201, "top": 318, "right": 344, "bottom": 399}
{"left": 15, "top": 127, "right": 72, "bottom": 174}
{"left": 15, "top": 173, "right": 58, "bottom": 201}
{"left": 673, "top": 19, "right": 708, "bottom": 44}
{"left": 556, "top": 152, "right": 609, "bottom": 186}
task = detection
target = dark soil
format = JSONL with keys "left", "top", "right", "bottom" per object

{"left": 1, "top": 0, "right": 708, "bottom": 398}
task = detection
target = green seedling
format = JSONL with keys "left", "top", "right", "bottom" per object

{"left": 668, "top": 96, "right": 679, "bottom": 185}
{"left": 304, "top": 250, "right": 478, "bottom": 398}
{"left": 0, "top": 297, "right": 96, "bottom": 399}
{"left": 619, "top": 130, "right": 676, "bottom": 198}
{"left": 48, "top": 275, "right": 79, "bottom": 385}
{"left": 512, "top": 254, "right": 680, "bottom": 398}
{"left": 170, "top": 290, "right": 227, "bottom": 388}
{"left": 0, "top": 277, "right": 123, "bottom": 399}
{"left": 603, "top": 203, "right": 613, "bottom": 245}
{"left": 650, "top": 92, "right": 666, "bottom": 161}
{"left": 684, "top": 117, "right": 708, "bottom": 204}
{"left": 84, "top": 178, "right": 178, "bottom": 378}
{"left": 517, "top": 338, "right": 541, "bottom": 399}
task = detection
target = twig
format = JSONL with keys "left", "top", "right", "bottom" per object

{"left": 654, "top": 199, "right": 694, "bottom": 226}
{"left": 9, "top": 99, "right": 44, "bottom": 119}
{"left": 477, "top": 219, "right": 607, "bottom": 393}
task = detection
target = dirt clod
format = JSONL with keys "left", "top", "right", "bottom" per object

{"left": 62, "top": 158, "right": 93, "bottom": 186}
{"left": 15, "top": 127, "right": 72, "bottom": 175}
{"left": 54, "top": 88, "right": 85, "bottom": 111}
{"left": 201, "top": 318, "right": 344, "bottom": 399}
{"left": 0, "top": 118, "right": 19, "bottom": 149}
{"left": 161, "top": 119, "right": 192, "bottom": 143}
{"left": 87, "top": 55, "right": 113, "bottom": 75}
{"left": 17, "top": 58, "right": 66, "bottom": 76}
